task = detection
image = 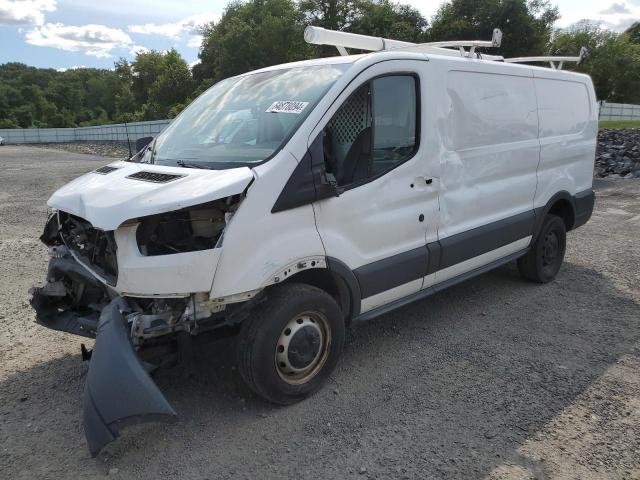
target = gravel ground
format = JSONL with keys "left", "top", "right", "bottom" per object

{"left": 23, "top": 142, "right": 131, "bottom": 158}
{"left": 0, "top": 145, "right": 639, "bottom": 480}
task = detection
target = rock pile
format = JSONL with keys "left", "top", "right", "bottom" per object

{"left": 595, "top": 129, "right": 640, "bottom": 178}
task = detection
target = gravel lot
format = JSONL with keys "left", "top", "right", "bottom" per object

{"left": 0, "top": 146, "right": 639, "bottom": 479}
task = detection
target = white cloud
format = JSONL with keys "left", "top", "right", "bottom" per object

{"left": 129, "top": 44, "right": 150, "bottom": 56}
{"left": 187, "top": 34, "right": 202, "bottom": 48}
{"left": 600, "top": 3, "right": 632, "bottom": 15}
{"left": 189, "top": 59, "right": 200, "bottom": 68}
{"left": 603, "top": 16, "right": 639, "bottom": 30}
{"left": 556, "top": 0, "right": 640, "bottom": 32}
{"left": 128, "top": 12, "right": 216, "bottom": 47}
{"left": 25, "top": 23, "right": 133, "bottom": 57}
{"left": 0, "top": 0, "right": 55, "bottom": 26}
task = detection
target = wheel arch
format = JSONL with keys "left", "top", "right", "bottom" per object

{"left": 534, "top": 191, "right": 576, "bottom": 241}
{"left": 277, "top": 257, "right": 361, "bottom": 324}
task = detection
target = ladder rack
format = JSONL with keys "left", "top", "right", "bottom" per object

{"left": 304, "top": 26, "right": 503, "bottom": 60}
{"left": 304, "top": 26, "right": 586, "bottom": 70}
{"left": 504, "top": 47, "right": 588, "bottom": 70}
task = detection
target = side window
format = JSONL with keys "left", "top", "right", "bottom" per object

{"left": 324, "top": 75, "right": 418, "bottom": 187}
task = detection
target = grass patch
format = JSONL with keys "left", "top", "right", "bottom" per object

{"left": 599, "top": 120, "right": 640, "bottom": 129}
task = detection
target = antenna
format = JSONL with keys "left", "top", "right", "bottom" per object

{"left": 124, "top": 121, "right": 133, "bottom": 158}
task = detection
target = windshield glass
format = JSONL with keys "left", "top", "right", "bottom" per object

{"left": 149, "top": 64, "right": 348, "bottom": 169}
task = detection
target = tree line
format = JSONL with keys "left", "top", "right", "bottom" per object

{"left": 1, "top": 0, "right": 639, "bottom": 129}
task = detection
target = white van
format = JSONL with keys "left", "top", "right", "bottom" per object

{"left": 30, "top": 28, "right": 596, "bottom": 454}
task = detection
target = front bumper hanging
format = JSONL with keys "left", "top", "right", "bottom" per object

{"left": 83, "top": 297, "right": 177, "bottom": 456}
{"left": 32, "top": 215, "right": 178, "bottom": 455}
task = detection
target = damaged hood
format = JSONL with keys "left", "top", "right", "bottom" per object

{"left": 48, "top": 161, "right": 255, "bottom": 230}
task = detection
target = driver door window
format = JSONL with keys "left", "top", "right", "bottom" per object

{"left": 324, "top": 75, "right": 418, "bottom": 187}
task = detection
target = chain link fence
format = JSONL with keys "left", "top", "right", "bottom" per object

{"left": 0, "top": 119, "right": 171, "bottom": 145}
{"left": 599, "top": 101, "right": 640, "bottom": 121}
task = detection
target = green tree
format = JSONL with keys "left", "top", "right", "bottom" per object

{"left": 549, "top": 21, "right": 640, "bottom": 103}
{"left": 298, "top": 0, "right": 358, "bottom": 30}
{"left": 347, "top": 0, "right": 428, "bottom": 43}
{"left": 625, "top": 21, "right": 640, "bottom": 44}
{"left": 429, "top": 0, "right": 559, "bottom": 58}
{"left": 144, "top": 49, "right": 194, "bottom": 119}
{"left": 131, "top": 51, "right": 166, "bottom": 108}
{"left": 195, "top": 0, "right": 310, "bottom": 84}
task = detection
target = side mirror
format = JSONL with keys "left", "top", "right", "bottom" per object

{"left": 271, "top": 132, "right": 339, "bottom": 213}
{"left": 136, "top": 136, "right": 153, "bottom": 153}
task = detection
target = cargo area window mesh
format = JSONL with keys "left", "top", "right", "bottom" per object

{"left": 329, "top": 85, "right": 370, "bottom": 144}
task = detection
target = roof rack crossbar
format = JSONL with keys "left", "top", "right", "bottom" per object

{"left": 420, "top": 28, "right": 502, "bottom": 51}
{"left": 304, "top": 26, "right": 502, "bottom": 59}
{"left": 303, "top": 26, "right": 586, "bottom": 70}
{"left": 504, "top": 47, "right": 588, "bottom": 69}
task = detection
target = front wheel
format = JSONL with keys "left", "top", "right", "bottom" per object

{"left": 237, "top": 283, "right": 345, "bottom": 405}
{"left": 518, "top": 214, "right": 567, "bottom": 283}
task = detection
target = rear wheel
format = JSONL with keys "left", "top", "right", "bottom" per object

{"left": 518, "top": 214, "right": 566, "bottom": 283}
{"left": 237, "top": 283, "right": 345, "bottom": 405}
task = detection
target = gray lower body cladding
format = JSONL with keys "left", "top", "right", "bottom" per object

{"left": 83, "top": 297, "right": 176, "bottom": 456}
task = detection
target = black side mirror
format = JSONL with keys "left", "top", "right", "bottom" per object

{"left": 136, "top": 136, "right": 153, "bottom": 153}
{"left": 271, "top": 133, "right": 339, "bottom": 213}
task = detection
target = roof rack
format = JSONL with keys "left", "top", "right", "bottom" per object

{"left": 304, "top": 26, "right": 503, "bottom": 60}
{"left": 504, "top": 47, "right": 588, "bottom": 70}
{"left": 304, "top": 26, "right": 587, "bottom": 70}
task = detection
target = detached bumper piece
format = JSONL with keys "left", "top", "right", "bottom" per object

{"left": 83, "top": 298, "right": 177, "bottom": 456}
{"left": 29, "top": 256, "right": 108, "bottom": 339}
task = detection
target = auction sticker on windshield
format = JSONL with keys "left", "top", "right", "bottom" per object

{"left": 266, "top": 101, "right": 309, "bottom": 114}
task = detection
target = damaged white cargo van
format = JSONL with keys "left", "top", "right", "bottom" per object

{"left": 30, "top": 27, "right": 596, "bottom": 455}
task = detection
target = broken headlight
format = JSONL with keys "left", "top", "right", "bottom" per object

{"left": 134, "top": 196, "right": 241, "bottom": 256}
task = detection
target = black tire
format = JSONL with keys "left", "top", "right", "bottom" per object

{"left": 518, "top": 214, "right": 567, "bottom": 283}
{"left": 237, "top": 283, "right": 345, "bottom": 405}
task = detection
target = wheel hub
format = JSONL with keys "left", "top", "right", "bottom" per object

{"left": 287, "top": 325, "right": 321, "bottom": 369}
{"left": 275, "top": 312, "right": 330, "bottom": 384}
{"left": 542, "top": 231, "right": 559, "bottom": 265}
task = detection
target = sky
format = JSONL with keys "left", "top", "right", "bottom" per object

{"left": 0, "top": 0, "right": 639, "bottom": 71}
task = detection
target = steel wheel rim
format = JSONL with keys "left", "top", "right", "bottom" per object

{"left": 275, "top": 311, "right": 331, "bottom": 385}
{"left": 542, "top": 230, "right": 559, "bottom": 266}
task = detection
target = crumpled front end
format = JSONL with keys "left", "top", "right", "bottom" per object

{"left": 30, "top": 210, "right": 255, "bottom": 455}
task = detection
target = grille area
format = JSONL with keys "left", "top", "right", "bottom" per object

{"left": 94, "top": 165, "right": 120, "bottom": 175}
{"left": 58, "top": 212, "right": 118, "bottom": 285}
{"left": 126, "top": 171, "right": 185, "bottom": 183}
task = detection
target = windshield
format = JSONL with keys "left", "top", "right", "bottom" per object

{"left": 149, "top": 64, "right": 349, "bottom": 169}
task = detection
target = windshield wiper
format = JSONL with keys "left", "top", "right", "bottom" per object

{"left": 176, "top": 160, "right": 208, "bottom": 169}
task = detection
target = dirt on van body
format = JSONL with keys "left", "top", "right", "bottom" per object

{"left": 0, "top": 145, "right": 639, "bottom": 479}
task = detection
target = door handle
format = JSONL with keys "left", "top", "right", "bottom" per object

{"left": 412, "top": 176, "right": 435, "bottom": 189}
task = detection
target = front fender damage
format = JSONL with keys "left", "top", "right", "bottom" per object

{"left": 83, "top": 297, "right": 177, "bottom": 456}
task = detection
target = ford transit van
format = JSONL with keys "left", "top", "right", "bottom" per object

{"left": 30, "top": 28, "right": 596, "bottom": 454}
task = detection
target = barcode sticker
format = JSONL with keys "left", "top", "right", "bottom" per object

{"left": 265, "top": 100, "right": 309, "bottom": 114}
